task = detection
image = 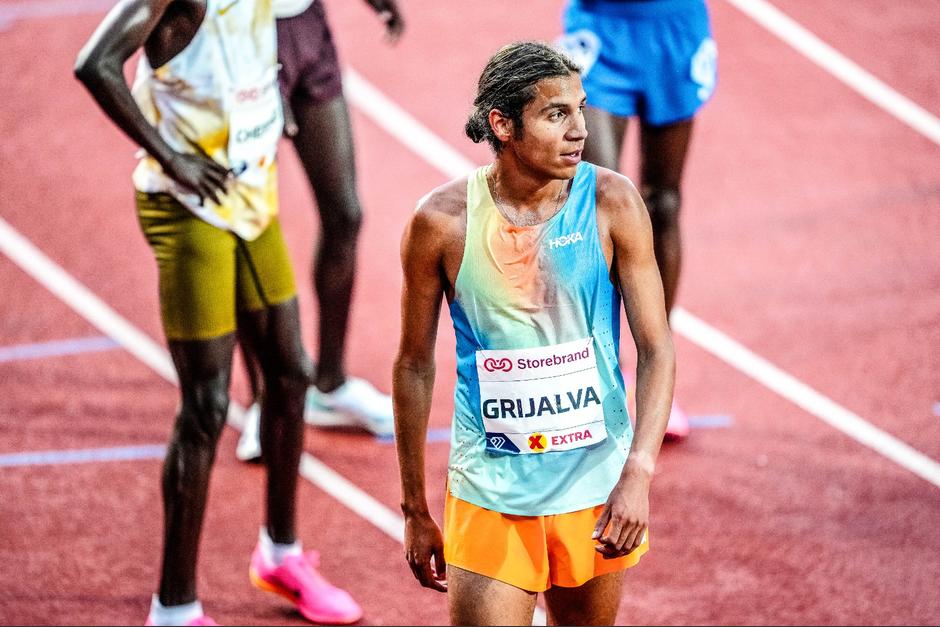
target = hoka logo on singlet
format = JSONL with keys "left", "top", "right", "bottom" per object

{"left": 547, "top": 231, "right": 583, "bottom": 249}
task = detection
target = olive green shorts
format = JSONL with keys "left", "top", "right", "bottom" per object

{"left": 136, "top": 192, "right": 297, "bottom": 341}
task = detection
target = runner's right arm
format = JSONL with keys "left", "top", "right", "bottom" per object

{"left": 393, "top": 197, "right": 450, "bottom": 593}
{"left": 74, "top": 0, "right": 229, "bottom": 203}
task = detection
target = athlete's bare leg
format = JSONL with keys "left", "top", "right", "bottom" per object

{"left": 236, "top": 298, "right": 312, "bottom": 542}
{"left": 582, "top": 108, "right": 693, "bottom": 314}
{"left": 543, "top": 570, "right": 626, "bottom": 626}
{"left": 289, "top": 93, "right": 362, "bottom": 393}
{"left": 580, "top": 105, "right": 629, "bottom": 172}
{"left": 159, "top": 334, "right": 237, "bottom": 605}
{"left": 238, "top": 325, "right": 264, "bottom": 410}
{"left": 639, "top": 119, "right": 694, "bottom": 314}
{"left": 448, "top": 565, "right": 538, "bottom": 626}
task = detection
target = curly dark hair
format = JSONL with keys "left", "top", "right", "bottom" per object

{"left": 465, "top": 41, "right": 581, "bottom": 152}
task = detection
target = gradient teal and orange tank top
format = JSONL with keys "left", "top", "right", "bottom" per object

{"left": 447, "top": 162, "right": 633, "bottom": 515}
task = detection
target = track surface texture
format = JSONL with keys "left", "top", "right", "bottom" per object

{"left": 0, "top": 0, "right": 938, "bottom": 624}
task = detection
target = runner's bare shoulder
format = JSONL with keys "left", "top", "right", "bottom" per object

{"left": 145, "top": 0, "right": 207, "bottom": 68}
{"left": 403, "top": 176, "right": 469, "bottom": 287}
{"left": 597, "top": 166, "right": 649, "bottom": 229}
{"left": 410, "top": 176, "right": 469, "bottom": 241}
{"left": 594, "top": 165, "right": 645, "bottom": 221}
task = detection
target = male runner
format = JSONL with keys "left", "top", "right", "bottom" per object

{"left": 393, "top": 41, "right": 676, "bottom": 625}
{"left": 75, "top": 0, "right": 362, "bottom": 623}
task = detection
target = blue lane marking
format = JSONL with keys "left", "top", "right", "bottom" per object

{"left": 426, "top": 428, "right": 451, "bottom": 442}
{"left": 688, "top": 414, "right": 733, "bottom": 429}
{"left": 933, "top": 402, "right": 940, "bottom": 417}
{"left": 0, "top": 336, "right": 120, "bottom": 363}
{"left": 374, "top": 418, "right": 731, "bottom": 444}
{"left": 0, "top": 417, "right": 728, "bottom": 466}
{"left": 0, "top": 444, "right": 166, "bottom": 468}
{"left": 376, "top": 428, "right": 451, "bottom": 444}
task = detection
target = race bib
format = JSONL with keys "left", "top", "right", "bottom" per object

{"left": 227, "top": 69, "right": 283, "bottom": 186}
{"left": 477, "top": 337, "right": 608, "bottom": 455}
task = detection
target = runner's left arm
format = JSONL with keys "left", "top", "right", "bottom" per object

{"left": 593, "top": 170, "right": 676, "bottom": 559}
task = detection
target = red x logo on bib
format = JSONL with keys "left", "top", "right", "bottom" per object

{"left": 528, "top": 434, "right": 546, "bottom": 452}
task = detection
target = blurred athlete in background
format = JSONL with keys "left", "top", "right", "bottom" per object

{"left": 237, "top": 0, "right": 405, "bottom": 462}
{"left": 557, "top": 0, "right": 717, "bottom": 439}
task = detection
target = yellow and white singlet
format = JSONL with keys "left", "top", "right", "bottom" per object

{"left": 132, "top": 0, "right": 283, "bottom": 241}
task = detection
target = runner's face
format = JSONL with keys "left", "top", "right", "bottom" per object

{"left": 514, "top": 73, "right": 588, "bottom": 179}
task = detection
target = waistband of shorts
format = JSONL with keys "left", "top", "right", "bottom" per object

{"left": 569, "top": 0, "right": 706, "bottom": 19}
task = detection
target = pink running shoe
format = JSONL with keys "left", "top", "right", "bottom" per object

{"left": 664, "top": 401, "right": 690, "bottom": 441}
{"left": 144, "top": 616, "right": 218, "bottom": 626}
{"left": 249, "top": 546, "right": 363, "bottom": 625}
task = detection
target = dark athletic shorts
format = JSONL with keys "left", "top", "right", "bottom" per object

{"left": 277, "top": 0, "right": 344, "bottom": 107}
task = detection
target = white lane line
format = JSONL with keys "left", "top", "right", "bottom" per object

{"left": 300, "top": 456, "right": 405, "bottom": 542}
{"left": 342, "top": 69, "right": 940, "bottom": 490}
{"left": 0, "top": 217, "right": 178, "bottom": 383}
{"left": 723, "top": 0, "right": 940, "bottom": 147}
{"left": 670, "top": 308, "right": 940, "bottom": 488}
{"left": 343, "top": 68, "right": 475, "bottom": 179}
{"left": 0, "top": 215, "right": 405, "bottom": 538}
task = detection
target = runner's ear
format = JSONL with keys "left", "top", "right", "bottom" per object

{"left": 487, "top": 108, "right": 513, "bottom": 143}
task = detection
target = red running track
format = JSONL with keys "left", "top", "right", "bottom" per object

{"left": 0, "top": 0, "right": 938, "bottom": 624}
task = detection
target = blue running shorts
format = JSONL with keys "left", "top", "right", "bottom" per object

{"left": 558, "top": 0, "right": 717, "bottom": 126}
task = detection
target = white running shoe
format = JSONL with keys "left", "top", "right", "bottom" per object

{"left": 304, "top": 377, "right": 394, "bottom": 437}
{"left": 236, "top": 402, "right": 263, "bottom": 462}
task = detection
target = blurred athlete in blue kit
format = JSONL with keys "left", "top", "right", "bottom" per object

{"left": 557, "top": 0, "right": 717, "bottom": 440}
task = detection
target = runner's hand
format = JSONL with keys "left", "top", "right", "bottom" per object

{"left": 162, "top": 152, "right": 230, "bottom": 205}
{"left": 593, "top": 475, "right": 650, "bottom": 560}
{"left": 403, "top": 512, "right": 447, "bottom": 592}
{"left": 365, "top": 0, "right": 404, "bottom": 43}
